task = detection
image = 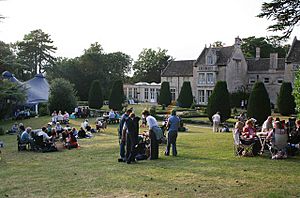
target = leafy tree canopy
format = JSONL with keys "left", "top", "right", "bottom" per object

{"left": 241, "top": 36, "right": 289, "bottom": 58}
{"left": 48, "top": 78, "right": 77, "bottom": 114}
{"left": 212, "top": 41, "right": 225, "bottom": 47}
{"left": 14, "top": 29, "right": 57, "bottom": 78}
{"left": 258, "top": 0, "right": 300, "bottom": 40}
{"left": 132, "top": 48, "right": 172, "bottom": 83}
{"left": 47, "top": 43, "right": 132, "bottom": 100}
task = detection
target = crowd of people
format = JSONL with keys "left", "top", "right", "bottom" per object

{"left": 233, "top": 114, "right": 300, "bottom": 158}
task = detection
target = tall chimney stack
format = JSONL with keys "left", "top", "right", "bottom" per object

{"left": 255, "top": 47, "right": 260, "bottom": 60}
{"left": 270, "top": 53, "right": 278, "bottom": 69}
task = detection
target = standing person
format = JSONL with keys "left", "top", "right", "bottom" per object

{"left": 118, "top": 108, "right": 133, "bottom": 162}
{"left": 165, "top": 110, "right": 180, "bottom": 156}
{"left": 212, "top": 112, "right": 221, "bottom": 132}
{"left": 142, "top": 109, "right": 163, "bottom": 160}
{"left": 123, "top": 112, "right": 140, "bottom": 164}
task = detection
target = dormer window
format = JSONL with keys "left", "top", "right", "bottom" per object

{"left": 207, "top": 55, "right": 213, "bottom": 65}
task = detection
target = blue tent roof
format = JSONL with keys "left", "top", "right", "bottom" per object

{"left": 2, "top": 71, "right": 49, "bottom": 105}
{"left": 25, "top": 73, "right": 49, "bottom": 104}
{"left": 2, "top": 71, "right": 23, "bottom": 85}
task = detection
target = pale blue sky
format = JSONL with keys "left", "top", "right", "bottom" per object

{"left": 0, "top": 0, "right": 299, "bottom": 60}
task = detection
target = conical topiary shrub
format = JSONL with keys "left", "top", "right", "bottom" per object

{"left": 277, "top": 82, "right": 295, "bottom": 116}
{"left": 108, "top": 80, "right": 124, "bottom": 111}
{"left": 247, "top": 81, "right": 271, "bottom": 125}
{"left": 159, "top": 81, "right": 172, "bottom": 106}
{"left": 206, "top": 81, "right": 231, "bottom": 123}
{"left": 88, "top": 80, "right": 103, "bottom": 109}
{"left": 177, "top": 81, "right": 193, "bottom": 108}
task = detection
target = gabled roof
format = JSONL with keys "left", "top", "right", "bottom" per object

{"left": 194, "top": 46, "right": 235, "bottom": 66}
{"left": 286, "top": 37, "right": 300, "bottom": 63}
{"left": 161, "top": 60, "right": 194, "bottom": 77}
{"left": 247, "top": 58, "right": 285, "bottom": 71}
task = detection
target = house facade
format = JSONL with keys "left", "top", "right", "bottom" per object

{"left": 161, "top": 60, "right": 194, "bottom": 101}
{"left": 160, "top": 37, "right": 300, "bottom": 106}
{"left": 123, "top": 82, "right": 161, "bottom": 103}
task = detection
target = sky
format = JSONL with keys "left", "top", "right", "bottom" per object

{"left": 0, "top": 0, "right": 299, "bottom": 61}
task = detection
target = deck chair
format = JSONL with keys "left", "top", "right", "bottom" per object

{"left": 233, "top": 130, "right": 254, "bottom": 156}
{"left": 267, "top": 128, "right": 288, "bottom": 159}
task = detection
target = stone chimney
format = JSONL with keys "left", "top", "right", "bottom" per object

{"left": 255, "top": 47, "right": 260, "bottom": 60}
{"left": 235, "top": 36, "right": 241, "bottom": 48}
{"left": 270, "top": 53, "right": 278, "bottom": 69}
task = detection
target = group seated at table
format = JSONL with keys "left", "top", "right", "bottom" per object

{"left": 234, "top": 115, "right": 300, "bottom": 159}
{"left": 105, "top": 110, "right": 120, "bottom": 124}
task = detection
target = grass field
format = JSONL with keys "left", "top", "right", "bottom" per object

{"left": 1, "top": 116, "right": 300, "bottom": 197}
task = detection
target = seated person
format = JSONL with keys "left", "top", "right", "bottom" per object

{"left": 96, "top": 118, "right": 107, "bottom": 131}
{"left": 55, "top": 122, "right": 63, "bottom": 137}
{"left": 82, "top": 119, "right": 90, "bottom": 130}
{"left": 47, "top": 123, "right": 52, "bottom": 136}
{"left": 108, "top": 109, "right": 116, "bottom": 123}
{"left": 289, "top": 119, "right": 300, "bottom": 144}
{"left": 267, "top": 121, "right": 288, "bottom": 159}
{"left": 8, "top": 122, "right": 18, "bottom": 134}
{"left": 241, "top": 119, "right": 260, "bottom": 155}
{"left": 19, "top": 123, "right": 25, "bottom": 134}
{"left": 65, "top": 129, "right": 79, "bottom": 149}
{"left": 63, "top": 111, "right": 69, "bottom": 124}
{"left": 51, "top": 111, "right": 58, "bottom": 124}
{"left": 20, "top": 127, "right": 33, "bottom": 145}
{"left": 78, "top": 127, "right": 87, "bottom": 138}
{"left": 72, "top": 127, "right": 78, "bottom": 138}
{"left": 261, "top": 116, "right": 273, "bottom": 133}
{"left": 37, "top": 127, "right": 53, "bottom": 142}
{"left": 57, "top": 110, "right": 64, "bottom": 123}
{"left": 241, "top": 119, "right": 256, "bottom": 140}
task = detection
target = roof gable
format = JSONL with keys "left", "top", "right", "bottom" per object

{"left": 195, "top": 46, "right": 235, "bottom": 66}
{"left": 286, "top": 37, "right": 300, "bottom": 63}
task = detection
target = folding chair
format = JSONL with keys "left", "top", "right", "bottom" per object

{"left": 267, "top": 128, "right": 288, "bottom": 159}
{"left": 233, "top": 130, "right": 254, "bottom": 156}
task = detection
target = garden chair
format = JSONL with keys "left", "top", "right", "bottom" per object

{"left": 233, "top": 130, "right": 254, "bottom": 156}
{"left": 266, "top": 128, "right": 288, "bottom": 159}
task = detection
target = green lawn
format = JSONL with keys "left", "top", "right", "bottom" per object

{"left": 0, "top": 116, "right": 300, "bottom": 197}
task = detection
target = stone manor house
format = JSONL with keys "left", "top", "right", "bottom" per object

{"left": 124, "top": 37, "right": 300, "bottom": 106}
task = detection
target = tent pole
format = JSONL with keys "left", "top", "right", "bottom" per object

{"left": 35, "top": 104, "right": 38, "bottom": 116}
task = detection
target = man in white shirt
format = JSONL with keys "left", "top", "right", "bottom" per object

{"left": 212, "top": 112, "right": 221, "bottom": 132}
{"left": 142, "top": 109, "right": 162, "bottom": 160}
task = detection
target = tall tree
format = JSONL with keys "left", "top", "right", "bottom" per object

{"left": 159, "top": 81, "right": 171, "bottom": 107}
{"left": 47, "top": 43, "right": 132, "bottom": 100}
{"left": 241, "top": 36, "right": 289, "bottom": 58}
{"left": 247, "top": 82, "right": 271, "bottom": 125}
{"left": 48, "top": 78, "right": 77, "bottom": 114}
{"left": 15, "top": 29, "right": 57, "bottom": 78}
{"left": 206, "top": 81, "right": 231, "bottom": 123}
{"left": 133, "top": 48, "right": 172, "bottom": 83}
{"left": 108, "top": 80, "right": 124, "bottom": 111}
{"left": 277, "top": 82, "right": 295, "bottom": 116}
{"left": 88, "top": 80, "right": 103, "bottom": 109}
{"left": 177, "top": 81, "right": 193, "bottom": 108}
{"left": 257, "top": 0, "right": 300, "bottom": 40}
